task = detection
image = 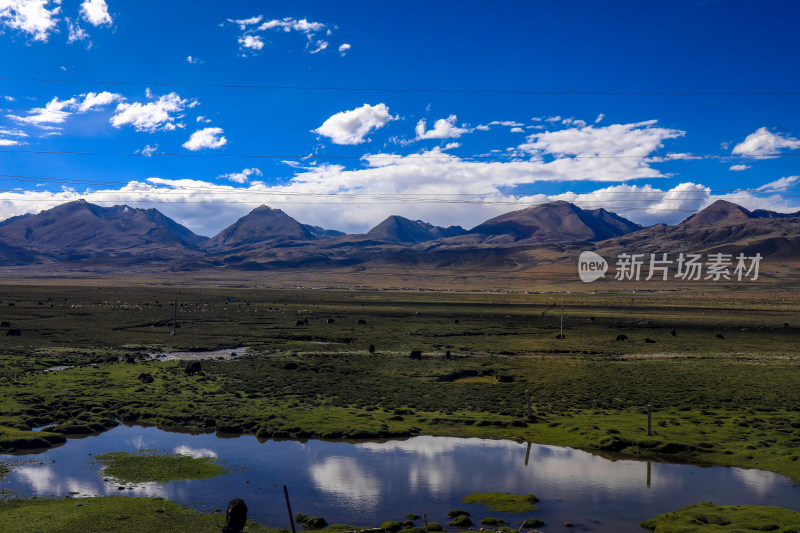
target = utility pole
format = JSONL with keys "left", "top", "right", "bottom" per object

{"left": 170, "top": 298, "right": 177, "bottom": 335}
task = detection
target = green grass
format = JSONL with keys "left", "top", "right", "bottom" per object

{"left": 0, "top": 497, "right": 282, "bottom": 533}
{"left": 462, "top": 492, "right": 538, "bottom": 513}
{"left": 93, "top": 451, "right": 226, "bottom": 484}
{"left": 641, "top": 501, "right": 800, "bottom": 532}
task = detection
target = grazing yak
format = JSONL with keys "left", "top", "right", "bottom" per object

{"left": 671, "top": 329, "right": 677, "bottom": 336}
{"left": 223, "top": 497, "right": 247, "bottom": 533}
{"left": 358, "top": 319, "right": 367, "bottom": 325}
{"left": 409, "top": 350, "right": 422, "bottom": 360}
{"left": 184, "top": 361, "right": 202, "bottom": 375}
{"left": 716, "top": 334, "right": 725, "bottom": 339}
{"left": 615, "top": 334, "right": 628, "bottom": 341}
{"left": 138, "top": 373, "right": 154, "bottom": 384}
{"left": 368, "top": 344, "right": 375, "bottom": 354}
{"left": 327, "top": 318, "right": 335, "bottom": 324}
{"left": 645, "top": 338, "right": 657, "bottom": 343}
{"left": 0, "top": 321, "right": 10, "bottom": 328}
{"left": 5, "top": 329, "right": 21, "bottom": 336}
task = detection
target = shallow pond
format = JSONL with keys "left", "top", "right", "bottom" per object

{"left": 2, "top": 426, "right": 799, "bottom": 532}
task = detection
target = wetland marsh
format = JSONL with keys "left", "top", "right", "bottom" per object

{"left": 0, "top": 284, "right": 799, "bottom": 530}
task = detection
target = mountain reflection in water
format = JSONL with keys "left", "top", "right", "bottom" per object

{"left": 1, "top": 426, "right": 798, "bottom": 533}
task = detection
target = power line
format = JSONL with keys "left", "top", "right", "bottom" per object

{"left": 1, "top": 76, "right": 799, "bottom": 96}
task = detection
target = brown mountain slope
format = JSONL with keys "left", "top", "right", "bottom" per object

{"left": 0, "top": 200, "right": 206, "bottom": 261}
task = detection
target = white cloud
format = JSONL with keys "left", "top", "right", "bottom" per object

{"left": 510, "top": 127, "right": 524, "bottom": 133}
{"left": 0, "top": 138, "right": 19, "bottom": 146}
{"left": 313, "top": 103, "right": 395, "bottom": 145}
{"left": 8, "top": 96, "right": 77, "bottom": 125}
{"left": 0, "top": 0, "right": 60, "bottom": 41}
{"left": 338, "top": 43, "right": 351, "bottom": 55}
{"left": 415, "top": 115, "right": 472, "bottom": 140}
{"left": 238, "top": 34, "right": 264, "bottom": 50}
{"left": 595, "top": 113, "right": 605, "bottom": 123}
{"left": 186, "top": 55, "right": 202, "bottom": 64}
{"left": 138, "top": 144, "right": 158, "bottom": 157}
{"left": 80, "top": 0, "right": 111, "bottom": 26}
{"left": 258, "top": 17, "right": 324, "bottom": 33}
{"left": 232, "top": 16, "right": 334, "bottom": 55}
{"left": 228, "top": 15, "right": 262, "bottom": 30}
{"left": 756, "top": 176, "right": 799, "bottom": 191}
{"left": 196, "top": 115, "right": 211, "bottom": 123}
{"left": 111, "top": 91, "right": 193, "bottom": 133}
{"left": 520, "top": 120, "right": 683, "bottom": 157}
{"left": 78, "top": 91, "right": 121, "bottom": 112}
{"left": 182, "top": 127, "right": 227, "bottom": 151}
{"left": 219, "top": 167, "right": 262, "bottom": 184}
{"left": 729, "top": 164, "right": 750, "bottom": 172}
{"left": 308, "top": 39, "right": 328, "bottom": 54}
{"left": 65, "top": 17, "right": 87, "bottom": 43}
{"left": 731, "top": 127, "right": 800, "bottom": 157}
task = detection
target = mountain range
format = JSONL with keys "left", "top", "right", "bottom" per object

{"left": 1, "top": 198, "right": 799, "bottom": 271}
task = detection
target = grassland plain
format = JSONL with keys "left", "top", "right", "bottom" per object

{"left": 0, "top": 285, "right": 799, "bottom": 488}
{"left": 0, "top": 496, "right": 283, "bottom": 532}
{"left": 640, "top": 501, "right": 800, "bottom": 532}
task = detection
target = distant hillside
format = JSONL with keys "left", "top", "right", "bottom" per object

{"left": 365, "top": 215, "right": 466, "bottom": 243}
{"left": 453, "top": 201, "right": 641, "bottom": 245}
{"left": 598, "top": 200, "right": 800, "bottom": 259}
{"left": 0, "top": 200, "right": 206, "bottom": 261}
{"left": 203, "top": 205, "right": 317, "bottom": 252}
{"left": 2, "top": 198, "right": 799, "bottom": 273}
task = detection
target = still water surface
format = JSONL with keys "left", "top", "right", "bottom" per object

{"left": 2, "top": 425, "right": 799, "bottom": 532}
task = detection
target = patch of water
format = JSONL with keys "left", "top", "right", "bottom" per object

{"left": 1, "top": 426, "right": 799, "bottom": 532}
{"left": 147, "top": 346, "right": 249, "bottom": 361}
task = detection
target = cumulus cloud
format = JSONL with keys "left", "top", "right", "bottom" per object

{"left": 7, "top": 91, "right": 121, "bottom": 132}
{"left": 415, "top": 115, "right": 472, "bottom": 140}
{"left": 138, "top": 144, "right": 158, "bottom": 157}
{"left": 80, "top": 0, "right": 111, "bottom": 26}
{"left": 258, "top": 17, "right": 324, "bottom": 33}
{"left": 238, "top": 34, "right": 264, "bottom": 50}
{"left": 756, "top": 176, "right": 799, "bottom": 191}
{"left": 0, "top": 0, "right": 60, "bottom": 41}
{"left": 66, "top": 17, "right": 87, "bottom": 43}
{"left": 186, "top": 55, "right": 202, "bottom": 64}
{"left": 182, "top": 127, "right": 227, "bottom": 151}
{"left": 308, "top": 39, "right": 328, "bottom": 54}
{"left": 313, "top": 103, "right": 395, "bottom": 145}
{"left": 111, "top": 91, "right": 194, "bottom": 133}
{"left": 8, "top": 96, "right": 77, "bottom": 126}
{"left": 729, "top": 164, "right": 750, "bottom": 172}
{"left": 0, "top": 119, "right": 740, "bottom": 235}
{"left": 78, "top": 91, "right": 122, "bottom": 112}
{"left": 338, "top": 43, "right": 351, "bottom": 55}
{"left": 228, "top": 15, "right": 262, "bottom": 30}
{"left": 219, "top": 167, "right": 262, "bottom": 184}
{"left": 231, "top": 15, "right": 338, "bottom": 55}
{"left": 731, "top": 127, "right": 800, "bottom": 157}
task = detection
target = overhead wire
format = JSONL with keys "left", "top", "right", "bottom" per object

{"left": 2, "top": 76, "right": 800, "bottom": 96}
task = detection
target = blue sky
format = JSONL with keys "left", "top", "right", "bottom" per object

{"left": 0, "top": 0, "right": 799, "bottom": 237}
